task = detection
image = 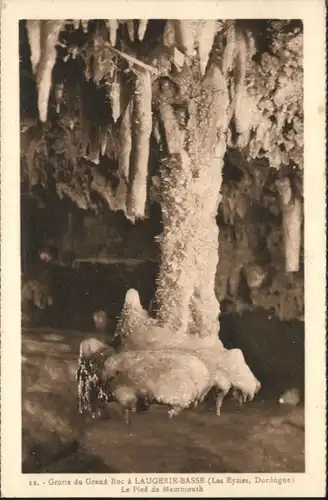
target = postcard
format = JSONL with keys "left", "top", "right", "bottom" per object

{"left": 1, "top": 0, "right": 326, "bottom": 497}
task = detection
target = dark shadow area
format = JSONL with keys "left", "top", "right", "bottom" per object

{"left": 22, "top": 438, "right": 79, "bottom": 473}
{"left": 40, "top": 450, "right": 118, "bottom": 473}
{"left": 220, "top": 310, "right": 304, "bottom": 399}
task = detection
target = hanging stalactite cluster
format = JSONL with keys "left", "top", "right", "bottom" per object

{"left": 216, "top": 151, "right": 304, "bottom": 321}
{"left": 212, "top": 21, "right": 303, "bottom": 275}
{"left": 23, "top": 19, "right": 159, "bottom": 221}
{"left": 21, "top": 19, "right": 303, "bottom": 276}
{"left": 22, "top": 19, "right": 223, "bottom": 221}
{"left": 223, "top": 21, "right": 303, "bottom": 172}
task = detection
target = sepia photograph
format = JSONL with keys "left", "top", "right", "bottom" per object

{"left": 1, "top": 1, "right": 326, "bottom": 497}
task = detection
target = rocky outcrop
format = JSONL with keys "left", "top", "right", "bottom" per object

{"left": 21, "top": 330, "right": 108, "bottom": 472}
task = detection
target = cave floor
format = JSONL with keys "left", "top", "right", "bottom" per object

{"left": 42, "top": 389, "right": 305, "bottom": 474}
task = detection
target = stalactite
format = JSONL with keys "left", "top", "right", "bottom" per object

{"left": 36, "top": 21, "right": 63, "bottom": 123}
{"left": 127, "top": 68, "right": 152, "bottom": 219}
{"left": 26, "top": 20, "right": 41, "bottom": 75}
{"left": 105, "top": 20, "right": 118, "bottom": 46}
{"left": 197, "top": 20, "right": 218, "bottom": 76}
{"left": 276, "top": 177, "right": 302, "bottom": 272}
{"left": 118, "top": 102, "right": 132, "bottom": 181}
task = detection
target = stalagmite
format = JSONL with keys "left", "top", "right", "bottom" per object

{"left": 117, "top": 289, "right": 221, "bottom": 352}
{"left": 155, "top": 150, "right": 196, "bottom": 334}
{"left": 276, "top": 177, "right": 302, "bottom": 272}
{"left": 155, "top": 63, "right": 230, "bottom": 338}
{"left": 189, "top": 147, "right": 224, "bottom": 337}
